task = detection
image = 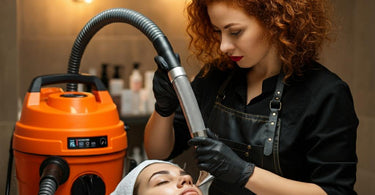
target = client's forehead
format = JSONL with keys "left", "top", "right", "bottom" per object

{"left": 139, "top": 163, "right": 182, "bottom": 180}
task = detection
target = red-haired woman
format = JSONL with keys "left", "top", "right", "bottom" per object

{"left": 145, "top": 0, "right": 358, "bottom": 194}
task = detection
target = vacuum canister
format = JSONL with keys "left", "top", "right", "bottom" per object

{"left": 13, "top": 74, "right": 127, "bottom": 195}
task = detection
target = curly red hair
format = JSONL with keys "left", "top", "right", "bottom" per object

{"left": 186, "top": 0, "right": 333, "bottom": 79}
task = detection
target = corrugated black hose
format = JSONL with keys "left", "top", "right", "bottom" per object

{"left": 67, "top": 8, "right": 180, "bottom": 91}
{"left": 38, "top": 157, "right": 70, "bottom": 195}
{"left": 65, "top": 8, "right": 210, "bottom": 184}
{"left": 5, "top": 147, "right": 70, "bottom": 195}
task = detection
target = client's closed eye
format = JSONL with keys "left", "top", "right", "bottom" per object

{"left": 155, "top": 180, "right": 170, "bottom": 186}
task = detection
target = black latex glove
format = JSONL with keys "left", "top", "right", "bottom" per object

{"left": 152, "top": 68, "right": 179, "bottom": 117}
{"left": 188, "top": 131, "right": 255, "bottom": 187}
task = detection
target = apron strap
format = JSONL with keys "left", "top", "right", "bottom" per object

{"left": 215, "top": 68, "right": 285, "bottom": 156}
{"left": 264, "top": 72, "right": 285, "bottom": 156}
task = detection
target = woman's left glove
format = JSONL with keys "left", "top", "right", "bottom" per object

{"left": 152, "top": 68, "right": 179, "bottom": 117}
{"left": 188, "top": 131, "right": 255, "bottom": 187}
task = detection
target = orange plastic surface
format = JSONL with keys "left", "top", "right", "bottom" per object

{"left": 13, "top": 88, "right": 127, "bottom": 156}
{"left": 14, "top": 150, "right": 125, "bottom": 195}
{"left": 13, "top": 87, "right": 128, "bottom": 194}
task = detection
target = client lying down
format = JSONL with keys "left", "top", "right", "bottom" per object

{"left": 111, "top": 160, "right": 203, "bottom": 195}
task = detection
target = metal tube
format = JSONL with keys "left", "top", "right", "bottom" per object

{"left": 168, "top": 67, "right": 207, "bottom": 137}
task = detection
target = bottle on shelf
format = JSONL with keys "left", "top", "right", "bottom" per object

{"left": 100, "top": 63, "right": 109, "bottom": 89}
{"left": 144, "top": 70, "right": 156, "bottom": 114}
{"left": 129, "top": 62, "right": 143, "bottom": 115}
{"left": 109, "top": 65, "right": 124, "bottom": 114}
{"left": 129, "top": 62, "right": 143, "bottom": 92}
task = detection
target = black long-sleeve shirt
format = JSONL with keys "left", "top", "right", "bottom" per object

{"left": 170, "top": 61, "right": 358, "bottom": 195}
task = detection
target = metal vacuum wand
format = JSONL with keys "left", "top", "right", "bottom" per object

{"left": 169, "top": 67, "right": 207, "bottom": 137}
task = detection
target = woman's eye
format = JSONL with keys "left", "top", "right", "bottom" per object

{"left": 230, "top": 30, "right": 242, "bottom": 36}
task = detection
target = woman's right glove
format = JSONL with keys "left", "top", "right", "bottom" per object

{"left": 152, "top": 68, "right": 179, "bottom": 117}
{"left": 188, "top": 130, "right": 255, "bottom": 187}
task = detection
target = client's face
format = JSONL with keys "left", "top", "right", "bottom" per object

{"left": 136, "top": 163, "right": 203, "bottom": 195}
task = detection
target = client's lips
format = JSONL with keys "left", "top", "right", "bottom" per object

{"left": 181, "top": 188, "right": 199, "bottom": 195}
{"left": 230, "top": 56, "right": 243, "bottom": 62}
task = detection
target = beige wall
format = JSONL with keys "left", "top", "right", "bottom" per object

{"left": 0, "top": 1, "right": 19, "bottom": 120}
{"left": 0, "top": 0, "right": 374, "bottom": 194}
{"left": 350, "top": 1, "right": 375, "bottom": 194}
{"left": 321, "top": 0, "right": 375, "bottom": 193}
{"left": 18, "top": 0, "right": 200, "bottom": 97}
{"left": 0, "top": 0, "right": 19, "bottom": 194}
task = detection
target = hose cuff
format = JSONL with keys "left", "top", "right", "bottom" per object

{"left": 154, "top": 103, "right": 176, "bottom": 117}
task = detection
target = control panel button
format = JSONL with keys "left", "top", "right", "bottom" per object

{"left": 99, "top": 138, "right": 107, "bottom": 146}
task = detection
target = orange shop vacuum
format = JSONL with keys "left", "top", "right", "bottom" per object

{"left": 8, "top": 7, "right": 209, "bottom": 195}
{"left": 12, "top": 74, "right": 127, "bottom": 195}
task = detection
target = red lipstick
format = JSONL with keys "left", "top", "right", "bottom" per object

{"left": 230, "top": 56, "right": 243, "bottom": 62}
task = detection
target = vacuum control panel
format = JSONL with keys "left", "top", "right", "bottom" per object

{"left": 68, "top": 136, "right": 108, "bottom": 149}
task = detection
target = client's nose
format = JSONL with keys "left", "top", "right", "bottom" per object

{"left": 177, "top": 175, "right": 193, "bottom": 188}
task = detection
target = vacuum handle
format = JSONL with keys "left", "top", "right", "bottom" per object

{"left": 28, "top": 74, "right": 107, "bottom": 92}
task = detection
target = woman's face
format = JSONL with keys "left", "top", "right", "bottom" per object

{"left": 208, "top": 2, "right": 277, "bottom": 70}
{"left": 136, "top": 163, "right": 203, "bottom": 195}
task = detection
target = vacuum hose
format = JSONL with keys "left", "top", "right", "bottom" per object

{"left": 67, "top": 8, "right": 178, "bottom": 91}
{"left": 67, "top": 7, "right": 213, "bottom": 189}
{"left": 38, "top": 157, "right": 70, "bottom": 195}
{"left": 67, "top": 8, "right": 207, "bottom": 137}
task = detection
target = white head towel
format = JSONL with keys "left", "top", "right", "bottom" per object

{"left": 110, "top": 160, "right": 176, "bottom": 195}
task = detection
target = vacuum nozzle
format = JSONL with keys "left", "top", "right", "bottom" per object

{"left": 38, "top": 156, "right": 70, "bottom": 195}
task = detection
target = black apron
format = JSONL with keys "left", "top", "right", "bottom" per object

{"left": 207, "top": 70, "right": 285, "bottom": 195}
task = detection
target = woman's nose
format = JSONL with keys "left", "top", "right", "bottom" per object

{"left": 177, "top": 175, "right": 193, "bottom": 188}
{"left": 220, "top": 36, "right": 234, "bottom": 54}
